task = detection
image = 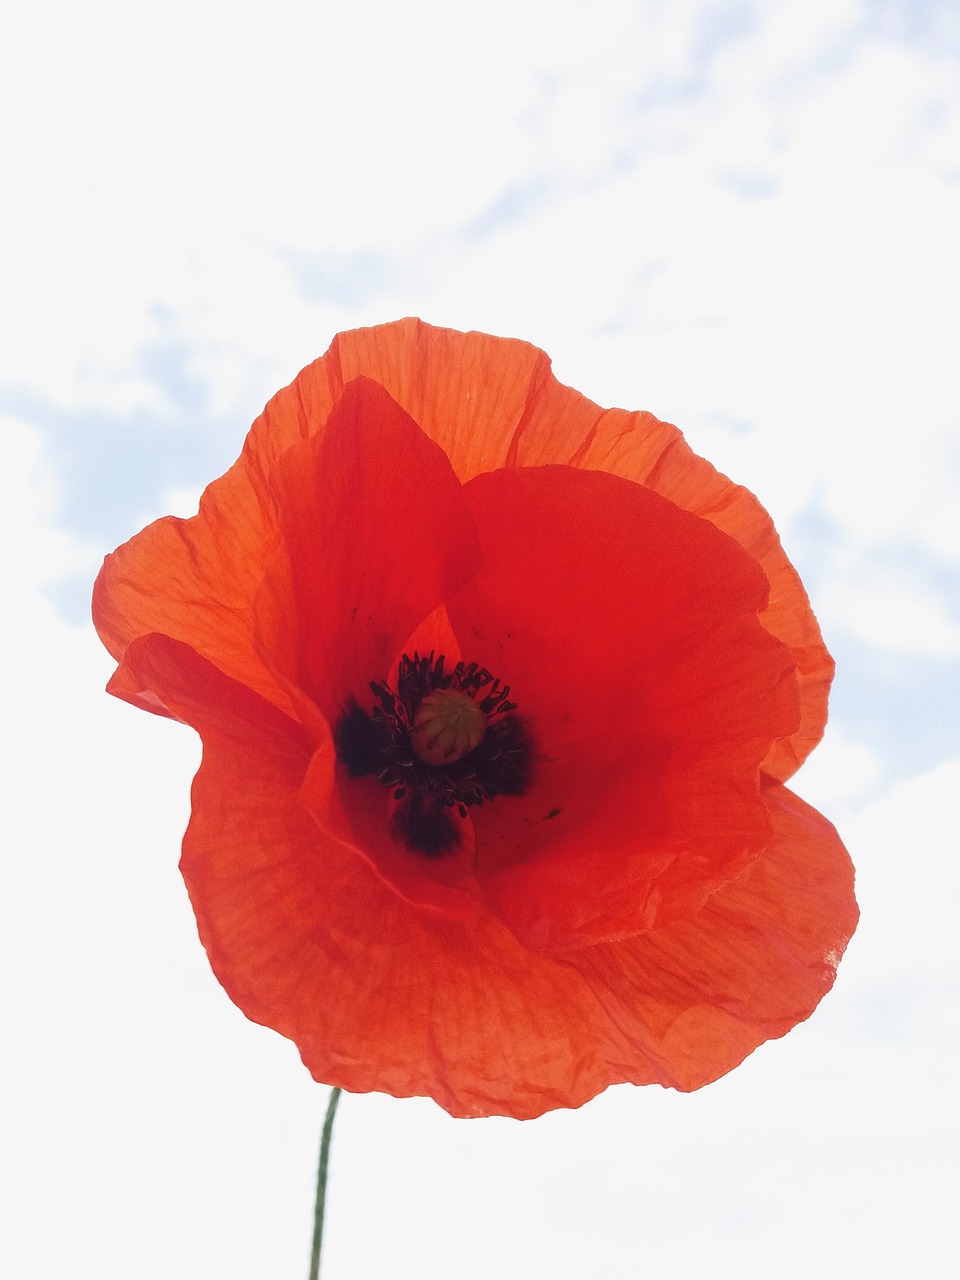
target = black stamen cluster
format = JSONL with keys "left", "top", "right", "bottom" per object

{"left": 333, "top": 652, "right": 533, "bottom": 857}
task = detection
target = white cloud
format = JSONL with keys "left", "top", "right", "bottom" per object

{"left": 819, "top": 559, "right": 960, "bottom": 655}
{"left": 0, "top": 418, "right": 95, "bottom": 586}
{"left": 847, "top": 758, "right": 960, "bottom": 968}
{"left": 791, "top": 727, "right": 883, "bottom": 819}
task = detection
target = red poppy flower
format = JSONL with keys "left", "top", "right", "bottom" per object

{"left": 93, "top": 319, "right": 857, "bottom": 1120}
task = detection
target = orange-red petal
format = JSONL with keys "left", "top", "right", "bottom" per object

{"left": 445, "top": 465, "right": 799, "bottom": 948}
{"left": 323, "top": 321, "right": 832, "bottom": 779}
{"left": 127, "top": 631, "right": 855, "bottom": 1117}
{"left": 92, "top": 465, "right": 294, "bottom": 717}
{"left": 252, "top": 376, "right": 481, "bottom": 726}
{"left": 570, "top": 779, "right": 859, "bottom": 1092}
{"left": 560, "top": 404, "right": 833, "bottom": 782}
{"left": 246, "top": 378, "right": 490, "bottom": 915}
{"left": 94, "top": 321, "right": 830, "bottom": 778}
{"left": 299, "top": 730, "right": 484, "bottom": 922}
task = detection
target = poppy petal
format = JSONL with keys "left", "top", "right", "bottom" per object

{"left": 251, "top": 376, "right": 481, "bottom": 725}
{"left": 314, "top": 321, "right": 831, "bottom": 779}
{"left": 106, "top": 631, "right": 308, "bottom": 766}
{"left": 251, "top": 380, "right": 486, "bottom": 914}
{"left": 561, "top": 402, "right": 832, "bottom": 783}
{"left": 444, "top": 465, "right": 799, "bottom": 948}
{"left": 95, "top": 321, "right": 828, "bottom": 779}
{"left": 299, "top": 733, "right": 483, "bottom": 920}
{"left": 329, "top": 318, "right": 552, "bottom": 481}
{"left": 113, "top": 634, "right": 611, "bottom": 1118}
{"left": 568, "top": 778, "right": 859, "bottom": 1092}
{"left": 92, "top": 467, "right": 294, "bottom": 717}
{"left": 141, "top": 638, "right": 854, "bottom": 1117}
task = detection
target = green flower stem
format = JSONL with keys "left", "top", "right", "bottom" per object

{"left": 308, "top": 1086, "right": 342, "bottom": 1280}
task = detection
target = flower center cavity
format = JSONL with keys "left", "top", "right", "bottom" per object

{"left": 333, "top": 652, "right": 532, "bottom": 857}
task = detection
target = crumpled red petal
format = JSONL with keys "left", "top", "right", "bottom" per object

{"left": 94, "top": 321, "right": 829, "bottom": 779}
{"left": 327, "top": 321, "right": 832, "bottom": 781}
{"left": 446, "top": 465, "right": 799, "bottom": 948}
{"left": 570, "top": 779, "right": 859, "bottom": 1092}
{"left": 109, "top": 630, "right": 856, "bottom": 1118}
{"left": 249, "top": 377, "right": 486, "bottom": 916}
{"left": 252, "top": 376, "right": 480, "bottom": 727}
{"left": 92, "top": 463, "right": 294, "bottom": 719}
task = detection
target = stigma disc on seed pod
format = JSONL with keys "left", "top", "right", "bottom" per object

{"left": 410, "top": 689, "right": 486, "bottom": 765}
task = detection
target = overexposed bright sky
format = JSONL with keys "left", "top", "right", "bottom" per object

{"left": 2, "top": 2, "right": 958, "bottom": 1277}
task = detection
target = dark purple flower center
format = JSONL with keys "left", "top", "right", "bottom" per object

{"left": 333, "top": 652, "right": 533, "bottom": 856}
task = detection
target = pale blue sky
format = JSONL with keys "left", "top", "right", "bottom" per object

{"left": 2, "top": 2, "right": 958, "bottom": 1277}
